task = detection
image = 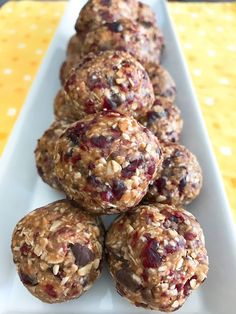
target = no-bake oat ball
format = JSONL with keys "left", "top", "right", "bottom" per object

{"left": 137, "top": 1, "right": 156, "bottom": 26}
{"left": 63, "top": 50, "right": 154, "bottom": 120}
{"left": 144, "top": 143, "right": 202, "bottom": 206}
{"left": 146, "top": 63, "right": 176, "bottom": 101}
{"left": 54, "top": 112, "right": 162, "bottom": 214}
{"left": 11, "top": 200, "right": 104, "bottom": 303}
{"left": 53, "top": 89, "right": 76, "bottom": 122}
{"left": 75, "top": 0, "right": 139, "bottom": 34}
{"left": 106, "top": 204, "right": 208, "bottom": 312}
{"left": 138, "top": 97, "right": 183, "bottom": 143}
{"left": 35, "top": 120, "right": 69, "bottom": 190}
{"left": 80, "top": 18, "right": 163, "bottom": 66}
{"left": 66, "top": 34, "right": 83, "bottom": 57}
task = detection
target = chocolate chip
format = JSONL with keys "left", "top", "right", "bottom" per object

{"left": 70, "top": 243, "right": 95, "bottom": 267}
{"left": 179, "top": 177, "right": 187, "bottom": 194}
{"left": 112, "top": 180, "right": 126, "bottom": 200}
{"left": 116, "top": 268, "right": 141, "bottom": 292}
{"left": 19, "top": 270, "right": 38, "bottom": 286}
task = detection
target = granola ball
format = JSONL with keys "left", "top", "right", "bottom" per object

{"left": 146, "top": 63, "right": 176, "bottom": 101}
{"left": 137, "top": 1, "right": 156, "bottom": 26}
{"left": 11, "top": 200, "right": 104, "bottom": 303}
{"left": 75, "top": 0, "right": 139, "bottom": 34}
{"left": 106, "top": 204, "right": 209, "bottom": 312}
{"left": 60, "top": 55, "right": 81, "bottom": 85}
{"left": 63, "top": 50, "right": 154, "bottom": 120}
{"left": 66, "top": 34, "right": 83, "bottom": 57}
{"left": 144, "top": 143, "right": 202, "bottom": 206}
{"left": 35, "top": 120, "right": 69, "bottom": 190}
{"left": 138, "top": 97, "right": 183, "bottom": 143}
{"left": 80, "top": 19, "right": 164, "bottom": 66}
{"left": 54, "top": 112, "right": 162, "bottom": 214}
{"left": 53, "top": 89, "right": 76, "bottom": 122}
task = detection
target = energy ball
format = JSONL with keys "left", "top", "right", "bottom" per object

{"left": 66, "top": 34, "right": 83, "bottom": 57}
{"left": 146, "top": 63, "right": 176, "bottom": 101}
{"left": 53, "top": 89, "right": 76, "bottom": 122}
{"left": 137, "top": 1, "right": 156, "bottom": 26}
{"left": 75, "top": 0, "right": 139, "bottom": 34}
{"left": 138, "top": 97, "right": 183, "bottom": 143}
{"left": 11, "top": 200, "right": 104, "bottom": 303}
{"left": 80, "top": 19, "right": 164, "bottom": 66}
{"left": 144, "top": 143, "right": 202, "bottom": 206}
{"left": 63, "top": 50, "right": 154, "bottom": 120}
{"left": 106, "top": 204, "right": 209, "bottom": 312}
{"left": 54, "top": 112, "right": 162, "bottom": 214}
{"left": 60, "top": 56, "right": 81, "bottom": 85}
{"left": 35, "top": 120, "right": 69, "bottom": 190}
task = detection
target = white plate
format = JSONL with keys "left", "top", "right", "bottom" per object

{"left": 0, "top": 0, "right": 236, "bottom": 313}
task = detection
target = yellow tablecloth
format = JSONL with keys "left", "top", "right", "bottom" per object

{"left": 0, "top": 1, "right": 235, "bottom": 220}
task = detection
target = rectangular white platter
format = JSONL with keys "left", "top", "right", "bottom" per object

{"left": 1, "top": 0, "right": 236, "bottom": 313}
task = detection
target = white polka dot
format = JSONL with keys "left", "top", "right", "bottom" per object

{"left": 46, "top": 28, "right": 53, "bottom": 33}
{"left": 216, "top": 26, "right": 224, "bottom": 32}
{"left": 35, "top": 48, "right": 43, "bottom": 55}
{"left": 193, "top": 69, "right": 202, "bottom": 77}
{"left": 53, "top": 11, "right": 61, "bottom": 17}
{"left": 204, "top": 97, "right": 215, "bottom": 106}
{"left": 198, "top": 30, "right": 206, "bottom": 37}
{"left": 183, "top": 43, "right": 192, "bottom": 49}
{"left": 18, "top": 43, "right": 26, "bottom": 49}
{"left": 206, "top": 9, "right": 214, "bottom": 15}
{"left": 3, "top": 68, "right": 13, "bottom": 75}
{"left": 219, "top": 78, "right": 230, "bottom": 85}
{"left": 30, "top": 24, "right": 38, "bottom": 30}
{"left": 207, "top": 50, "right": 216, "bottom": 57}
{"left": 39, "top": 9, "right": 47, "bottom": 15}
{"left": 224, "top": 15, "right": 233, "bottom": 21}
{"left": 227, "top": 45, "right": 236, "bottom": 52}
{"left": 191, "top": 13, "right": 198, "bottom": 19}
{"left": 20, "top": 13, "right": 27, "bottom": 18}
{"left": 6, "top": 7, "right": 13, "bottom": 13}
{"left": 23, "top": 75, "right": 32, "bottom": 81}
{"left": 8, "top": 29, "right": 16, "bottom": 35}
{"left": 7, "top": 108, "right": 16, "bottom": 116}
{"left": 220, "top": 146, "right": 232, "bottom": 156}
{"left": 177, "top": 25, "right": 185, "bottom": 32}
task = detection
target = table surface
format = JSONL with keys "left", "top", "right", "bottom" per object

{"left": 0, "top": 1, "right": 235, "bottom": 221}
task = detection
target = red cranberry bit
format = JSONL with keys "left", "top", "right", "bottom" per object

{"left": 70, "top": 243, "right": 94, "bottom": 267}
{"left": 131, "top": 231, "right": 139, "bottom": 247}
{"left": 100, "top": 0, "right": 111, "bottom": 5}
{"left": 184, "top": 232, "right": 197, "bottom": 241}
{"left": 165, "top": 244, "right": 177, "bottom": 254}
{"left": 90, "top": 135, "right": 111, "bottom": 148}
{"left": 71, "top": 154, "right": 81, "bottom": 165}
{"left": 100, "top": 190, "right": 113, "bottom": 202}
{"left": 176, "top": 283, "right": 183, "bottom": 292}
{"left": 64, "top": 73, "right": 77, "bottom": 93}
{"left": 87, "top": 73, "right": 105, "bottom": 90}
{"left": 45, "top": 284, "right": 57, "bottom": 298}
{"left": 19, "top": 271, "right": 38, "bottom": 286}
{"left": 147, "top": 162, "right": 156, "bottom": 176}
{"left": 107, "top": 21, "right": 124, "bottom": 32}
{"left": 141, "top": 238, "right": 162, "bottom": 268}
{"left": 84, "top": 99, "right": 96, "bottom": 114}
{"left": 141, "top": 270, "right": 149, "bottom": 282}
{"left": 121, "top": 159, "right": 143, "bottom": 179}
{"left": 112, "top": 180, "right": 127, "bottom": 200}
{"left": 155, "top": 177, "right": 166, "bottom": 193}
{"left": 20, "top": 243, "right": 31, "bottom": 256}
{"left": 103, "top": 97, "right": 118, "bottom": 110}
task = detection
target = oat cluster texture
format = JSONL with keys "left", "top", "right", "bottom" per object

{"left": 11, "top": 0, "right": 209, "bottom": 311}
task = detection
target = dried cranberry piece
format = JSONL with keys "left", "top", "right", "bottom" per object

{"left": 116, "top": 268, "right": 141, "bottom": 292}
{"left": 131, "top": 231, "right": 139, "bottom": 247}
{"left": 107, "top": 21, "right": 124, "bottom": 32}
{"left": 165, "top": 244, "right": 177, "bottom": 254}
{"left": 100, "top": 190, "right": 113, "bottom": 202}
{"left": 84, "top": 99, "right": 96, "bottom": 114}
{"left": 179, "top": 177, "right": 187, "bottom": 194}
{"left": 121, "top": 159, "right": 143, "bottom": 179}
{"left": 62, "top": 151, "right": 73, "bottom": 162}
{"left": 100, "top": 0, "right": 111, "bottom": 5}
{"left": 87, "top": 73, "right": 105, "bottom": 90}
{"left": 176, "top": 283, "right": 183, "bottom": 292}
{"left": 184, "top": 232, "right": 197, "bottom": 241}
{"left": 19, "top": 270, "right": 38, "bottom": 286}
{"left": 141, "top": 270, "right": 149, "bottom": 282}
{"left": 44, "top": 284, "right": 57, "bottom": 298}
{"left": 90, "top": 135, "right": 111, "bottom": 148}
{"left": 64, "top": 73, "right": 77, "bottom": 93}
{"left": 141, "top": 239, "right": 162, "bottom": 268}
{"left": 112, "top": 180, "right": 126, "bottom": 200}
{"left": 71, "top": 154, "right": 81, "bottom": 164}
{"left": 70, "top": 243, "right": 94, "bottom": 267}
{"left": 155, "top": 177, "right": 166, "bottom": 193}
{"left": 20, "top": 243, "right": 31, "bottom": 256}
{"left": 147, "top": 162, "right": 156, "bottom": 176}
